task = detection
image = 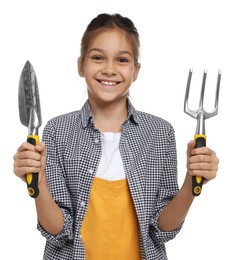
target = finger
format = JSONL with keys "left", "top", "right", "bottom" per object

{"left": 14, "top": 165, "right": 42, "bottom": 175}
{"left": 14, "top": 156, "right": 42, "bottom": 167}
{"left": 191, "top": 146, "right": 216, "bottom": 157}
{"left": 189, "top": 154, "right": 213, "bottom": 165}
{"left": 189, "top": 169, "right": 217, "bottom": 181}
{"left": 23, "top": 150, "right": 41, "bottom": 160}
{"left": 35, "top": 142, "right": 46, "bottom": 154}
{"left": 190, "top": 153, "right": 219, "bottom": 167}
{"left": 17, "top": 142, "right": 36, "bottom": 153}
{"left": 187, "top": 140, "right": 195, "bottom": 156}
{"left": 189, "top": 160, "right": 218, "bottom": 171}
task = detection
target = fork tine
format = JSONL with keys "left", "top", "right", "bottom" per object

{"left": 215, "top": 71, "right": 221, "bottom": 107}
{"left": 205, "top": 70, "right": 221, "bottom": 119}
{"left": 184, "top": 68, "right": 197, "bottom": 118}
{"left": 198, "top": 69, "right": 207, "bottom": 109}
{"left": 214, "top": 71, "right": 221, "bottom": 113}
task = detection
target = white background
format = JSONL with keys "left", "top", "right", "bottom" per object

{"left": 0, "top": 0, "right": 232, "bottom": 259}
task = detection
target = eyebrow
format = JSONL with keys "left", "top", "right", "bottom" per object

{"left": 88, "top": 48, "right": 133, "bottom": 57}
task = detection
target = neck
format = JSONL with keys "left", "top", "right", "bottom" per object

{"left": 89, "top": 98, "right": 128, "bottom": 132}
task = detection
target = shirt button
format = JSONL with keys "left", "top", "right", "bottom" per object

{"left": 88, "top": 169, "right": 93, "bottom": 174}
{"left": 94, "top": 138, "right": 99, "bottom": 144}
{"left": 79, "top": 234, "right": 82, "bottom": 239}
{"left": 80, "top": 201, "right": 85, "bottom": 207}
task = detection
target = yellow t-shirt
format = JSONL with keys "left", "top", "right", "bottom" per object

{"left": 81, "top": 177, "right": 141, "bottom": 260}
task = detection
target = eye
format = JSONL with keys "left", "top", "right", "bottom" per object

{"left": 91, "top": 55, "right": 104, "bottom": 62}
{"left": 117, "top": 57, "right": 129, "bottom": 63}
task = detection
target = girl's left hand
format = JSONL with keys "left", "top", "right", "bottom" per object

{"left": 186, "top": 140, "right": 219, "bottom": 184}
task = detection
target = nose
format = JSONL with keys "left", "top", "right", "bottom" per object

{"left": 101, "top": 61, "right": 117, "bottom": 76}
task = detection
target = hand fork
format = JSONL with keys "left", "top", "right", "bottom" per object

{"left": 184, "top": 68, "right": 221, "bottom": 196}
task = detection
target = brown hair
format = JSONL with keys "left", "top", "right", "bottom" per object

{"left": 79, "top": 13, "right": 140, "bottom": 66}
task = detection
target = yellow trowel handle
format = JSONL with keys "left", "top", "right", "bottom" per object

{"left": 26, "top": 135, "right": 40, "bottom": 198}
{"left": 192, "top": 134, "right": 206, "bottom": 196}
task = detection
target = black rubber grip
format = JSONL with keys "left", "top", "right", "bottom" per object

{"left": 26, "top": 137, "right": 39, "bottom": 198}
{"left": 192, "top": 136, "right": 206, "bottom": 196}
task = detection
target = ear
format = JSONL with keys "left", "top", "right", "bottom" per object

{"left": 77, "top": 57, "right": 85, "bottom": 77}
{"left": 133, "top": 63, "right": 141, "bottom": 82}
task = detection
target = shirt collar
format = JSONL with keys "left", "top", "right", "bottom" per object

{"left": 80, "top": 98, "right": 139, "bottom": 128}
{"left": 126, "top": 98, "right": 139, "bottom": 125}
{"left": 80, "top": 100, "right": 92, "bottom": 128}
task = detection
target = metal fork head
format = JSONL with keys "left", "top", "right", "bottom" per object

{"left": 184, "top": 68, "right": 221, "bottom": 134}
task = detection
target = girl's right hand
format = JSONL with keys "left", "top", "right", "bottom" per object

{"left": 13, "top": 142, "right": 46, "bottom": 184}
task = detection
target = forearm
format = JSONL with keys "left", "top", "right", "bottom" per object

{"left": 35, "top": 175, "right": 64, "bottom": 235}
{"left": 158, "top": 174, "right": 194, "bottom": 231}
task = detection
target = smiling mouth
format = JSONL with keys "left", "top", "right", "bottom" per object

{"left": 98, "top": 80, "right": 119, "bottom": 87}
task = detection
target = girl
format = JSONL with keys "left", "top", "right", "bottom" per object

{"left": 13, "top": 13, "right": 219, "bottom": 260}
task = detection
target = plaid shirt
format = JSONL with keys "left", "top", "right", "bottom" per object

{"left": 38, "top": 99, "right": 182, "bottom": 260}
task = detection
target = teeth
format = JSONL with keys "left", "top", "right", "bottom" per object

{"left": 101, "top": 81, "right": 117, "bottom": 86}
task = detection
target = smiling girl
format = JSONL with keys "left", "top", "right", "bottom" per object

{"left": 13, "top": 13, "right": 219, "bottom": 260}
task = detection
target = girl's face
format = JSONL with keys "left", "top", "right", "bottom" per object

{"left": 78, "top": 28, "right": 140, "bottom": 106}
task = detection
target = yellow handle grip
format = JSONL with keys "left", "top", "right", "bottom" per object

{"left": 26, "top": 135, "right": 40, "bottom": 198}
{"left": 192, "top": 134, "right": 206, "bottom": 196}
